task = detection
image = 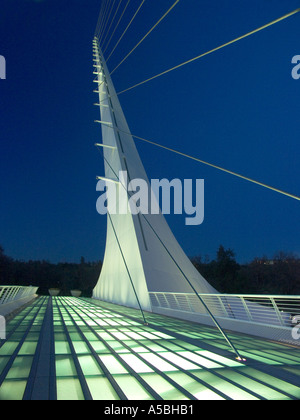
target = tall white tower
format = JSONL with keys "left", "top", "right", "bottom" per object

{"left": 92, "top": 38, "right": 217, "bottom": 312}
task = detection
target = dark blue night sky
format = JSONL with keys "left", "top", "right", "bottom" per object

{"left": 0, "top": 0, "right": 299, "bottom": 264}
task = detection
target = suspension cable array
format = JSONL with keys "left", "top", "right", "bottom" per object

{"left": 92, "top": 2, "right": 299, "bottom": 202}
{"left": 92, "top": 2, "right": 299, "bottom": 358}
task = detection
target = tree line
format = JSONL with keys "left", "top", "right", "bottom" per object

{"left": 191, "top": 245, "right": 300, "bottom": 295}
{"left": 0, "top": 244, "right": 300, "bottom": 296}
{"left": 0, "top": 246, "right": 101, "bottom": 297}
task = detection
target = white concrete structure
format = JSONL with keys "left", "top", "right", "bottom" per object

{"left": 92, "top": 38, "right": 217, "bottom": 312}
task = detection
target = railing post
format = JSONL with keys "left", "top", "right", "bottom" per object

{"left": 270, "top": 297, "right": 285, "bottom": 327}
{"left": 173, "top": 294, "right": 181, "bottom": 311}
{"left": 217, "top": 295, "right": 231, "bottom": 318}
{"left": 240, "top": 296, "right": 254, "bottom": 322}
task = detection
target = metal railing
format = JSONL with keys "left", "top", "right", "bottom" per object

{"left": 0, "top": 286, "right": 38, "bottom": 307}
{"left": 149, "top": 292, "right": 300, "bottom": 328}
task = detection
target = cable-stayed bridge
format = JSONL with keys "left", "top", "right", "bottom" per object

{"left": 0, "top": 1, "right": 300, "bottom": 401}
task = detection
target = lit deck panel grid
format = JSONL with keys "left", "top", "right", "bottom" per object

{"left": 0, "top": 296, "right": 300, "bottom": 400}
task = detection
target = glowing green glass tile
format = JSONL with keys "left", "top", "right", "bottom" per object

{"left": 195, "top": 388, "right": 225, "bottom": 400}
{"left": 159, "top": 352, "right": 200, "bottom": 370}
{"left": 140, "top": 372, "right": 189, "bottom": 400}
{"left": 98, "top": 355, "right": 128, "bottom": 374}
{"left": 157, "top": 340, "right": 184, "bottom": 352}
{"left": 130, "top": 344, "right": 149, "bottom": 353}
{"left": 95, "top": 319, "right": 108, "bottom": 326}
{"left": 142, "top": 342, "right": 167, "bottom": 353}
{"left": 250, "top": 350, "right": 296, "bottom": 365}
{"left": 68, "top": 332, "right": 82, "bottom": 341}
{"left": 30, "top": 326, "right": 42, "bottom": 332}
{"left": 120, "top": 354, "right": 154, "bottom": 373}
{"left": 241, "top": 352, "right": 282, "bottom": 365}
{"left": 6, "top": 356, "right": 33, "bottom": 379}
{"left": 127, "top": 321, "right": 143, "bottom": 326}
{"left": 72, "top": 341, "right": 90, "bottom": 355}
{"left": 202, "top": 341, "right": 229, "bottom": 351}
{"left": 139, "top": 353, "right": 178, "bottom": 372}
{"left": 151, "top": 331, "right": 175, "bottom": 340}
{"left": 75, "top": 320, "right": 85, "bottom": 326}
{"left": 242, "top": 367, "right": 300, "bottom": 399}
{"left": 54, "top": 333, "right": 67, "bottom": 341}
{"left": 96, "top": 332, "right": 113, "bottom": 341}
{"left": 275, "top": 351, "right": 300, "bottom": 363}
{"left": 113, "top": 374, "right": 154, "bottom": 400}
{"left": 111, "top": 331, "right": 130, "bottom": 341}
{"left": 89, "top": 341, "right": 110, "bottom": 354}
{"left": 117, "top": 321, "right": 130, "bottom": 326}
{"left": 122, "top": 331, "right": 145, "bottom": 340}
{"left": 178, "top": 351, "right": 222, "bottom": 369}
{"left": 216, "top": 368, "right": 287, "bottom": 400}
{"left": 55, "top": 355, "right": 77, "bottom": 377}
{"left": 0, "top": 356, "right": 9, "bottom": 376}
{"left": 166, "top": 370, "right": 225, "bottom": 400}
{"left": 78, "top": 355, "right": 103, "bottom": 376}
{"left": 86, "top": 320, "right": 97, "bottom": 326}
{"left": 106, "top": 340, "right": 130, "bottom": 353}
{"left": 0, "top": 342, "right": 19, "bottom": 356}
{"left": 105, "top": 320, "right": 120, "bottom": 326}
{"left": 86, "top": 376, "right": 120, "bottom": 400}
{"left": 192, "top": 370, "right": 258, "bottom": 400}
{"left": 18, "top": 342, "right": 37, "bottom": 356}
{"left": 174, "top": 340, "right": 202, "bottom": 351}
{"left": 197, "top": 351, "right": 243, "bottom": 367}
{"left": 0, "top": 379, "right": 27, "bottom": 400}
{"left": 83, "top": 332, "right": 98, "bottom": 341}
{"left": 55, "top": 341, "right": 71, "bottom": 355}
{"left": 56, "top": 378, "right": 84, "bottom": 400}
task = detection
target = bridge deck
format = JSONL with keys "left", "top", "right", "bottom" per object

{"left": 0, "top": 296, "right": 299, "bottom": 400}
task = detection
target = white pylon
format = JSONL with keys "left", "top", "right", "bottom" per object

{"left": 92, "top": 38, "right": 218, "bottom": 312}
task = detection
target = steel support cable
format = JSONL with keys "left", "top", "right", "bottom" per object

{"left": 107, "top": 211, "right": 148, "bottom": 325}
{"left": 94, "top": 1, "right": 106, "bottom": 38}
{"left": 102, "top": 0, "right": 131, "bottom": 52}
{"left": 95, "top": 0, "right": 110, "bottom": 38}
{"left": 102, "top": 125, "right": 300, "bottom": 202}
{"left": 101, "top": 0, "right": 123, "bottom": 52}
{"left": 131, "top": 134, "right": 300, "bottom": 202}
{"left": 116, "top": 8, "right": 300, "bottom": 94}
{"left": 110, "top": 0, "right": 180, "bottom": 75}
{"left": 93, "top": 56, "right": 243, "bottom": 356}
{"left": 99, "top": 0, "right": 117, "bottom": 45}
{"left": 92, "top": 66, "right": 300, "bottom": 203}
{"left": 97, "top": 0, "right": 111, "bottom": 39}
{"left": 97, "top": 145, "right": 243, "bottom": 360}
{"left": 102, "top": 0, "right": 116, "bottom": 44}
{"left": 94, "top": 148, "right": 148, "bottom": 325}
{"left": 95, "top": 0, "right": 108, "bottom": 36}
{"left": 96, "top": 1, "right": 108, "bottom": 39}
{"left": 105, "top": 0, "right": 146, "bottom": 60}
{"left": 92, "top": 54, "right": 241, "bottom": 355}
{"left": 139, "top": 211, "right": 245, "bottom": 361}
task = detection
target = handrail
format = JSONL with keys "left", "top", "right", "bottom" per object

{"left": 149, "top": 292, "right": 300, "bottom": 328}
{"left": 0, "top": 286, "right": 38, "bottom": 306}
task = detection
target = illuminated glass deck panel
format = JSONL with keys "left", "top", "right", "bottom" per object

{"left": 0, "top": 297, "right": 299, "bottom": 400}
